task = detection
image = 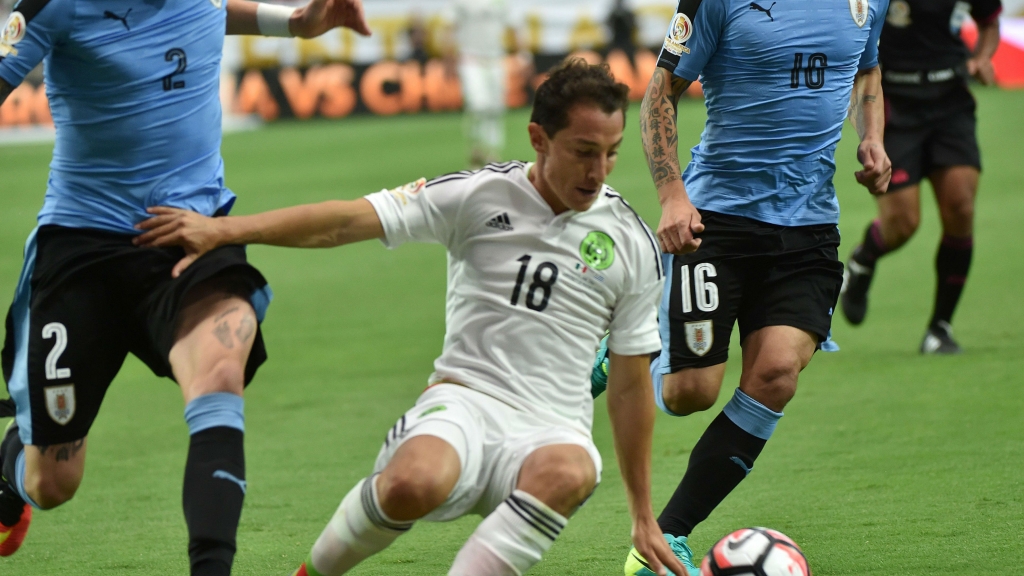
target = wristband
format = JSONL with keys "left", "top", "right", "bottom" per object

{"left": 256, "top": 3, "right": 296, "bottom": 38}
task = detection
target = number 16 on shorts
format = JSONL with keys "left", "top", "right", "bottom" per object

{"left": 665, "top": 260, "right": 728, "bottom": 368}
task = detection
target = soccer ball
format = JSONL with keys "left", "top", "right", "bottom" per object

{"left": 700, "top": 527, "right": 810, "bottom": 576}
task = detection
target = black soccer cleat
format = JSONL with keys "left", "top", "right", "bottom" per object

{"left": 920, "top": 321, "right": 963, "bottom": 355}
{"left": 840, "top": 248, "right": 875, "bottom": 325}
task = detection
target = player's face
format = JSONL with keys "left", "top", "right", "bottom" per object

{"left": 529, "top": 104, "right": 624, "bottom": 214}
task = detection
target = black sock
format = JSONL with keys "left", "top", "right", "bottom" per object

{"left": 183, "top": 427, "right": 246, "bottom": 576}
{"left": 930, "top": 235, "right": 973, "bottom": 328}
{"left": 0, "top": 426, "right": 26, "bottom": 527}
{"left": 852, "top": 220, "right": 890, "bottom": 268}
{"left": 657, "top": 412, "right": 768, "bottom": 537}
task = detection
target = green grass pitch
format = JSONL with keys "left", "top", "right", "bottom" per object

{"left": 1, "top": 88, "right": 1022, "bottom": 575}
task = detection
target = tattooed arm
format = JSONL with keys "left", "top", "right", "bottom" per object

{"left": 850, "top": 66, "right": 891, "bottom": 195}
{"left": 640, "top": 68, "right": 703, "bottom": 255}
{"left": 0, "top": 78, "right": 13, "bottom": 108}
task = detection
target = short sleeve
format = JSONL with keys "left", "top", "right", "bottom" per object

{"left": 0, "top": 0, "right": 74, "bottom": 87}
{"left": 364, "top": 176, "right": 468, "bottom": 249}
{"left": 656, "top": 0, "right": 728, "bottom": 82}
{"left": 971, "top": 0, "right": 1002, "bottom": 25}
{"left": 858, "top": 0, "right": 889, "bottom": 70}
{"left": 607, "top": 226, "right": 664, "bottom": 356}
{"left": 607, "top": 276, "right": 663, "bottom": 356}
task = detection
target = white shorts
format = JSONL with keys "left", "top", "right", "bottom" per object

{"left": 459, "top": 58, "right": 506, "bottom": 114}
{"left": 374, "top": 384, "right": 603, "bottom": 522}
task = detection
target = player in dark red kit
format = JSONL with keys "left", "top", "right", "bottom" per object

{"left": 840, "top": 0, "right": 1002, "bottom": 354}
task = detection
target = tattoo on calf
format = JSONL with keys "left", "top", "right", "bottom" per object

{"left": 213, "top": 321, "right": 235, "bottom": 349}
{"left": 235, "top": 315, "right": 255, "bottom": 344}
{"left": 38, "top": 439, "right": 85, "bottom": 462}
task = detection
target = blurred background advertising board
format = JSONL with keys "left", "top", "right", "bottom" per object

{"left": 1, "top": 0, "right": 1023, "bottom": 130}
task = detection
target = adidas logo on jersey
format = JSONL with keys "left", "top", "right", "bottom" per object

{"left": 485, "top": 213, "right": 514, "bottom": 231}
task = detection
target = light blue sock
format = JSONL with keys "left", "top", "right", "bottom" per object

{"left": 14, "top": 450, "right": 41, "bottom": 509}
{"left": 184, "top": 392, "right": 245, "bottom": 435}
{"left": 722, "top": 389, "right": 783, "bottom": 440}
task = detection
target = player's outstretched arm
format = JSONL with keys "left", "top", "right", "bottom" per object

{"left": 850, "top": 66, "right": 891, "bottom": 195}
{"left": 134, "top": 200, "right": 384, "bottom": 277}
{"left": 968, "top": 18, "right": 1001, "bottom": 86}
{"left": 606, "top": 352, "right": 688, "bottom": 576}
{"left": 0, "top": 78, "right": 13, "bottom": 107}
{"left": 641, "top": 68, "right": 703, "bottom": 255}
{"left": 225, "top": 0, "right": 370, "bottom": 38}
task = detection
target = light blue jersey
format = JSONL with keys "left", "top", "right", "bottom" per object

{"left": 0, "top": 0, "right": 233, "bottom": 235}
{"left": 657, "top": 0, "right": 888, "bottom": 226}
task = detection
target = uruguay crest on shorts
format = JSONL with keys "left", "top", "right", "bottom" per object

{"left": 685, "top": 320, "right": 713, "bottom": 357}
{"left": 45, "top": 385, "right": 76, "bottom": 426}
{"left": 850, "top": 0, "right": 869, "bottom": 27}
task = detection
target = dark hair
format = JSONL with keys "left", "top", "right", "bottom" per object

{"left": 530, "top": 59, "right": 630, "bottom": 137}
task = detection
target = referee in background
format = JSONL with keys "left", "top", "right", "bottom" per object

{"left": 841, "top": 0, "right": 1002, "bottom": 354}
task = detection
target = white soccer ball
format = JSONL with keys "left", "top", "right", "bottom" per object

{"left": 699, "top": 527, "right": 810, "bottom": 576}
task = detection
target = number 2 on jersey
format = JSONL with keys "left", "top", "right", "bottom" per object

{"left": 163, "top": 48, "right": 187, "bottom": 91}
{"left": 511, "top": 255, "right": 559, "bottom": 312}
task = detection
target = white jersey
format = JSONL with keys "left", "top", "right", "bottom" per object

{"left": 365, "top": 162, "right": 664, "bottom": 433}
{"left": 446, "top": 0, "right": 513, "bottom": 60}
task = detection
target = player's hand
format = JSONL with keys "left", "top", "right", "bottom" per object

{"left": 657, "top": 193, "right": 704, "bottom": 255}
{"left": 291, "top": 0, "right": 371, "bottom": 39}
{"left": 632, "top": 515, "right": 689, "bottom": 576}
{"left": 133, "top": 207, "right": 225, "bottom": 278}
{"left": 855, "top": 140, "right": 892, "bottom": 196}
{"left": 967, "top": 57, "right": 996, "bottom": 86}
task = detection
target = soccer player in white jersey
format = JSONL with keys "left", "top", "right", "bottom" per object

{"left": 134, "top": 61, "right": 687, "bottom": 576}
{"left": 443, "top": 0, "right": 522, "bottom": 168}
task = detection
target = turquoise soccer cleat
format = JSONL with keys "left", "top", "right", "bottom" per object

{"left": 590, "top": 334, "right": 610, "bottom": 398}
{"left": 624, "top": 534, "right": 700, "bottom": 576}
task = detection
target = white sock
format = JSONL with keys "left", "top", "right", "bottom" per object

{"left": 309, "top": 476, "right": 412, "bottom": 576}
{"left": 448, "top": 490, "right": 567, "bottom": 576}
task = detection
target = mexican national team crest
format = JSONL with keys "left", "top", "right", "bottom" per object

{"left": 579, "top": 231, "right": 615, "bottom": 270}
{"left": 0, "top": 11, "right": 26, "bottom": 57}
{"left": 685, "top": 321, "right": 713, "bottom": 357}
{"left": 44, "top": 385, "right": 76, "bottom": 426}
{"left": 849, "top": 0, "right": 869, "bottom": 27}
{"left": 388, "top": 178, "right": 427, "bottom": 206}
{"left": 663, "top": 13, "right": 693, "bottom": 56}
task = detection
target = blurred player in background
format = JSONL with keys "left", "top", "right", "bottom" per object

{"left": 444, "top": 0, "right": 527, "bottom": 168}
{"left": 134, "top": 61, "right": 687, "bottom": 576}
{"left": 607, "top": 0, "right": 892, "bottom": 573}
{"left": 840, "top": 0, "right": 1002, "bottom": 354}
{"left": 0, "top": 0, "right": 369, "bottom": 572}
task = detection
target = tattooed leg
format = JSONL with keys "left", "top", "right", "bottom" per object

{"left": 22, "top": 437, "right": 89, "bottom": 509}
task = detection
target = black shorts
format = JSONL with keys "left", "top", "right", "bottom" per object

{"left": 884, "top": 84, "right": 981, "bottom": 191}
{"left": 2, "top": 225, "right": 271, "bottom": 446}
{"left": 659, "top": 212, "right": 843, "bottom": 371}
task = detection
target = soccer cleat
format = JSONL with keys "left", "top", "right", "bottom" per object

{"left": 840, "top": 248, "right": 874, "bottom": 325}
{"left": 624, "top": 534, "right": 700, "bottom": 576}
{"left": 591, "top": 334, "right": 610, "bottom": 398}
{"left": 0, "top": 503, "right": 31, "bottom": 557}
{"left": 0, "top": 421, "right": 30, "bottom": 557}
{"left": 920, "top": 321, "right": 963, "bottom": 355}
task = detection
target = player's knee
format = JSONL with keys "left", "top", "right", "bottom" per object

{"left": 747, "top": 358, "right": 800, "bottom": 407}
{"left": 538, "top": 463, "right": 596, "bottom": 510}
{"left": 662, "top": 374, "right": 719, "bottom": 416}
{"left": 887, "top": 210, "right": 920, "bottom": 244}
{"left": 377, "top": 466, "right": 452, "bottom": 519}
{"left": 941, "top": 197, "right": 975, "bottom": 228}
{"left": 26, "top": 472, "right": 80, "bottom": 509}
